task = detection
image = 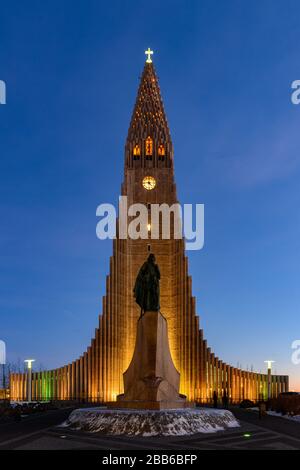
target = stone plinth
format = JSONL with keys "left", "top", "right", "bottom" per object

{"left": 109, "top": 310, "right": 192, "bottom": 410}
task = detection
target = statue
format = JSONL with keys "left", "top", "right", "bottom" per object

{"left": 133, "top": 254, "right": 160, "bottom": 313}
{"left": 113, "top": 252, "right": 189, "bottom": 410}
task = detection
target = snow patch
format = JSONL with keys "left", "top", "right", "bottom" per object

{"left": 267, "top": 410, "right": 300, "bottom": 423}
{"left": 61, "top": 407, "right": 240, "bottom": 436}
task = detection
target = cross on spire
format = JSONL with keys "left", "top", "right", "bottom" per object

{"left": 145, "top": 47, "right": 153, "bottom": 63}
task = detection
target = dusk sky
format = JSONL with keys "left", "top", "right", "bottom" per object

{"left": 1, "top": 0, "right": 300, "bottom": 390}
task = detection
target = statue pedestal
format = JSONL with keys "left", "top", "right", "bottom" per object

{"left": 109, "top": 310, "right": 193, "bottom": 410}
{"left": 64, "top": 307, "right": 240, "bottom": 436}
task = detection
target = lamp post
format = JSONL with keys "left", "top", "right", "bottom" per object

{"left": 24, "top": 359, "right": 35, "bottom": 402}
{"left": 264, "top": 360, "right": 275, "bottom": 400}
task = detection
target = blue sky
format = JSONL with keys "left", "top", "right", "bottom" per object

{"left": 0, "top": 0, "right": 299, "bottom": 389}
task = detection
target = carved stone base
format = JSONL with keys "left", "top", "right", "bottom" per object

{"left": 109, "top": 399, "right": 190, "bottom": 410}
{"left": 111, "top": 310, "right": 193, "bottom": 410}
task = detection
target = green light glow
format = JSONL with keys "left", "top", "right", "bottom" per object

{"left": 243, "top": 433, "right": 251, "bottom": 438}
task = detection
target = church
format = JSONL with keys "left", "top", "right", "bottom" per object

{"left": 10, "top": 51, "right": 288, "bottom": 403}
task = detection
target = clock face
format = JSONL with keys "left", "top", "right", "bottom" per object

{"left": 142, "top": 176, "right": 156, "bottom": 190}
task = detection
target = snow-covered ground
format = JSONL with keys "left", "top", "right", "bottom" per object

{"left": 10, "top": 401, "right": 50, "bottom": 406}
{"left": 247, "top": 407, "right": 300, "bottom": 423}
{"left": 61, "top": 407, "right": 240, "bottom": 436}
{"left": 267, "top": 410, "right": 300, "bottom": 423}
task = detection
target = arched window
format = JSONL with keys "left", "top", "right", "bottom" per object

{"left": 145, "top": 136, "right": 153, "bottom": 156}
{"left": 158, "top": 144, "right": 165, "bottom": 156}
{"left": 133, "top": 144, "right": 140, "bottom": 156}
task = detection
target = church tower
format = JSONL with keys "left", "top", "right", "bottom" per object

{"left": 10, "top": 51, "right": 288, "bottom": 403}
{"left": 101, "top": 52, "right": 202, "bottom": 401}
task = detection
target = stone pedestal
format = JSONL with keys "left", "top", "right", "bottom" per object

{"left": 110, "top": 310, "right": 192, "bottom": 410}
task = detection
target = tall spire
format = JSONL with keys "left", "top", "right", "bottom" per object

{"left": 126, "top": 51, "right": 173, "bottom": 168}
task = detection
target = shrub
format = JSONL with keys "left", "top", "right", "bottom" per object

{"left": 240, "top": 399, "right": 255, "bottom": 408}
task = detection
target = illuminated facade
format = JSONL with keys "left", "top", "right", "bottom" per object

{"left": 10, "top": 56, "right": 288, "bottom": 403}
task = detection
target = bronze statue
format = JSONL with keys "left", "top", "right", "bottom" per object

{"left": 133, "top": 254, "right": 160, "bottom": 313}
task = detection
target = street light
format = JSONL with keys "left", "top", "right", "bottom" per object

{"left": 264, "top": 360, "right": 275, "bottom": 400}
{"left": 264, "top": 360, "right": 275, "bottom": 370}
{"left": 24, "top": 359, "right": 35, "bottom": 402}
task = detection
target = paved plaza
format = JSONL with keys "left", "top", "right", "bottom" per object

{"left": 0, "top": 408, "right": 299, "bottom": 450}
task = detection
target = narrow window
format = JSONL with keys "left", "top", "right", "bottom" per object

{"left": 133, "top": 144, "right": 140, "bottom": 156}
{"left": 158, "top": 144, "right": 165, "bottom": 156}
{"left": 145, "top": 136, "right": 153, "bottom": 156}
